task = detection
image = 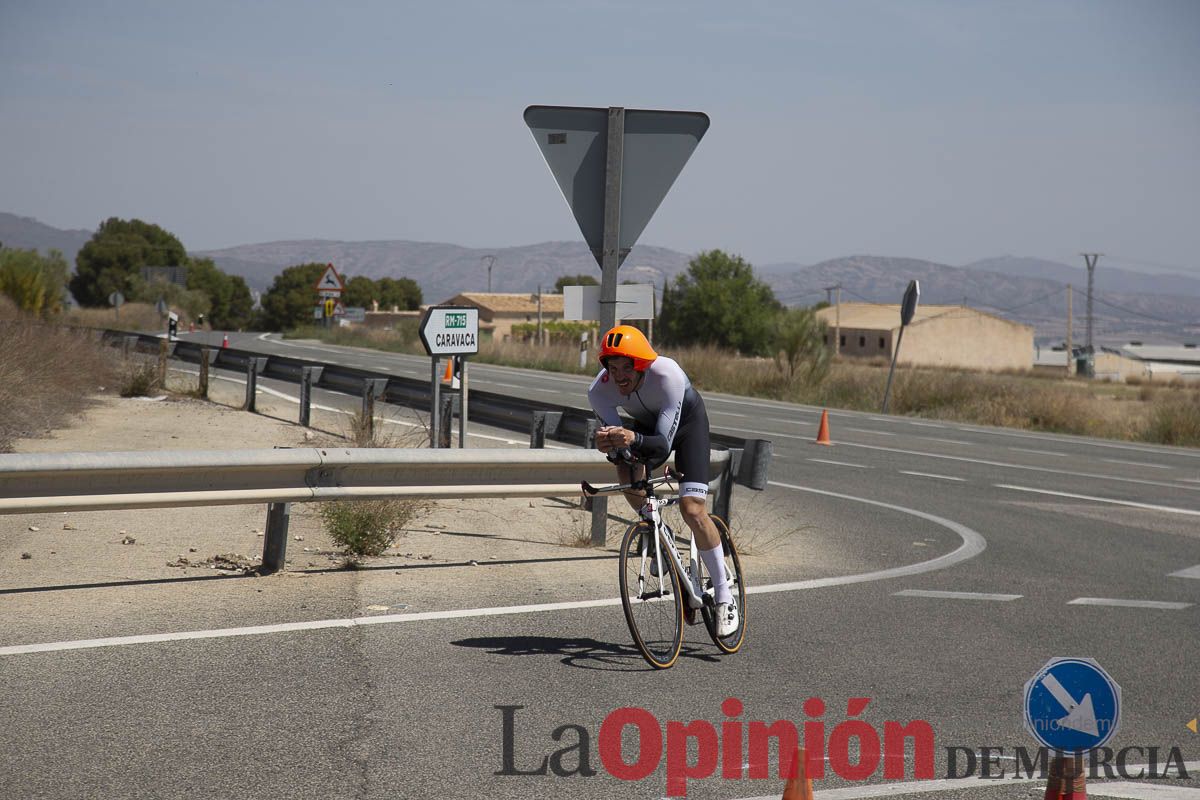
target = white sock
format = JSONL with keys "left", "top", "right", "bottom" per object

{"left": 699, "top": 545, "right": 732, "bottom": 605}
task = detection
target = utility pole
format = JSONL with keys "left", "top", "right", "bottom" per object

{"left": 834, "top": 284, "right": 841, "bottom": 357}
{"left": 1065, "top": 283, "right": 1073, "bottom": 377}
{"left": 481, "top": 255, "right": 496, "bottom": 293}
{"left": 536, "top": 284, "right": 543, "bottom": 346}
{"left": 1081, "top": 253, "right": 1101, "bottom": 354}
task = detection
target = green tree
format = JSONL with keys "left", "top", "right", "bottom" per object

{"left": 70, "top": 218, "right": 187, "bottom": 307}
{"left": 0, "top": 247, "right": 70, "bottom": 316}
{"left": 258, "top": 262, "right": 329, "bottom": 330}
{"left": 343, "top": 276, "right": 377, "bottom": 309}
{"left": 342, "top": 275, "right": 420, "bottom": 311}
{"left": 376, "top": 277, "right": 421, "bottom": 310}
{"left": 187, "top": 257, "right": 254, "bottom": 329}
{"left": 774, "top": 306, "right": 830, "bottom": 383}
{"left": 659, "top": 249, "right": 782, "bottom": 356}
{"left": 553, "top": 273, "right": 598, "bottom": 293}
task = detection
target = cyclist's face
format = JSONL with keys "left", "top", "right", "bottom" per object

{"left": 606, "top": 357, "right": 641, "bottom": 395}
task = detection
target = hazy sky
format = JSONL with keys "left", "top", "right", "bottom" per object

{"left": 2, "top": 1, "right": 1197, "bottom": 274}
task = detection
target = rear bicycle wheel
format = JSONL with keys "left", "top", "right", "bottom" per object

{"left": 618, "top": 521, "right": 684, "bottom": 669}
{"left": 700, "top": 515, "right": 746, "bottom": 654}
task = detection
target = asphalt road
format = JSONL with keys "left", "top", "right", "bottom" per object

{"left": 2, "top": 331, "right": 1198, "bottom": 800}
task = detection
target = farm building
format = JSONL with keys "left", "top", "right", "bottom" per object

{"left": 814, "top": 303, "right": 1034, "bottom": 372}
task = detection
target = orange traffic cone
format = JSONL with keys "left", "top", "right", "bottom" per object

{"left": 221, "top": 333, "right": 229, "bottom": 348}
{"left": 441, "top": 357, "right": 460, "bottom": 389}
{"left": 781, "top": 745, "right": 814, "bottom": 800}
{"left": 814, "top": 409, "right": 832, "bottom": 446}
{"left": 1043, "top": 755, "right": 1087, "bottom": 799}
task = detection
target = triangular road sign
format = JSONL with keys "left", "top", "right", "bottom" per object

{"left": 525, "top": 105, "right": 708, "bottom": 267}
{"left": 314, "top": 263, "right": 344, "bottom": 292}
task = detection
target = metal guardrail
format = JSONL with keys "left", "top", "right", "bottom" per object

{"left": 105, "top": 331, "right": 772, "bottom": 488}
{"left": 0, "top": 447, "right": 732, "bottom": 574}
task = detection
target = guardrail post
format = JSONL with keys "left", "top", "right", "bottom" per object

{"left": 261, "top": 502, "right": 290, "bottom": 573}
{"left": 711, "top": 449, "right": 739, "bottom": 526}
{"left": 438, "top": 393, "right": 456, "bottom": 449}
{"left": 361, "top": 379, "right": 387, "bottom": 441}
{"left": 300, "top": 367, "right": 315, "bottom": 427}
{"left": 583, "top": 420, "right": 608, "bottom": 546}
{"left": 736, "top": 438, "right": 774, "bottom": 490}
{"left": 244, "top": 358, "right": 265, "bottom": 411}
{"left": 529, "top": 411, "right": 562, "bottom": 448}
{"left": 158, "top": 338, "right": 169, "bottom": 387}
{"left": 198, "top": 347, "right": 211, "bottom": 399}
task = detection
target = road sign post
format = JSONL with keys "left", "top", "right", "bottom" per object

{"left": 419, "top": 306, "right": 480, "bottom": 448}
{"left": 313, "top": 264, "right": 344, "bottom": 331}
{"left": 882, "top": 279, "right": 920, "bottom": 414}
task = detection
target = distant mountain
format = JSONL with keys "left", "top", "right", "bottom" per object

{"left": 965, "top": 255, "right": 1200, "bottom": 299}
{"left": 5, "top": 212, "right": 1197, "bottom": 345}
{"left": 0, "top": 212, "right": 92, "bottom": 262}
{"left": 195, "top": 239, "right": 694, "bottom": 301}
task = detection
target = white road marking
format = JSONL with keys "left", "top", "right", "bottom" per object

{"left": 893, "top": 589, "right": 1022, "bottom": 601}
{"left": 1182, "top": 478, "right": 1200, "bottom": 484}
{"left": 953, "top": 423, "right": 1200, "bottom": 460}
{"left": 713, "top": 411, "right": 747, "bottom": 418}
{"left": 1102, "top": 457, "right": 1171, "bottom": 469}
{"left": 1068, "top": 597, "right": 1193, "bottom": 610}
{"left": 1169, "top": 564, "right": 1200, "bottom": 580}
{"left": 2, "top": 484, "right": 986, "bottom": 657}
{"left": 839, "top": 441, "right": 1200, "bottom": 492}
{"left": 908, "top": 421, "right": 947, "bottom": 428}
{"left": 766, "top": 417, "right": 812, "bottom": 426}
{"left": 723, "top": 426, "right": 813, "bottom": 441}
{"left": 899, "top": 471, "right": 965, "bottom": 482}
{"left": 1010, "top": 446, "right": 1068, "bottom": 457}
{"left": 490, "top": 382, "right": 524, "bottom": 389}
{"left": 996, "top": 484, "right": 1200, "bottom": 516}
{"left": 846, "top": 427, "right": 894, "bottom": 435}
{"left": 808, "top": 458, "right": 869, "bottom": 469}
{"left": 925, "top": 437, "right": 973, "bottom": 446}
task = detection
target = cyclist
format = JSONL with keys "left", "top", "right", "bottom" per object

{"left": 588, "top": 324, "right": 738, "bottom": 637}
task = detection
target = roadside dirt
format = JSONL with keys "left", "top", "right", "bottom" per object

{"left": 0, "top": 373, "right": 876, "bottom": 649}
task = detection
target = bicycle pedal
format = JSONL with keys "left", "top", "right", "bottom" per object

{"left": 684, "top": 608, "right": 700, "bottom": 626}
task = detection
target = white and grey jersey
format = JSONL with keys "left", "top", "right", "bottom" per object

{"left": 587, "top": 357, "right": 712, "bottom": 497}
{"left": 588, "top": 356, "right": 691, "bottom": 457}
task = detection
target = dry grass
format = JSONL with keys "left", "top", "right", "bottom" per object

{"left": 62, "top": 302, "right": 173, "bottom": 332}
{"left": 0, "top": 309, "right": 122, "bottom": 452}
{"left": 290, "top": 327, "right": 1200, "bottom": 448}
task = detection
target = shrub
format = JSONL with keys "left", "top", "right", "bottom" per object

{"left": 1142, "top": 392, "right": 1200, "bottom": 447}
{"left": 0, "top": 316, "right": 119, "bottom": 451}
{"left": 119, "top": 357, "right": 163, "bottom": 397}
{"left": 320, "top": 499, "right": 423, "bottom": 557}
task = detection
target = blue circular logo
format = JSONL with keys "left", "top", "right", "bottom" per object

{"left": 1023, "top": 657, "right": 1121, "bottom": 750}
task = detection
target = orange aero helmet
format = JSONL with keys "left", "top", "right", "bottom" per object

{"left": 599, "top": 325, "right": 657, "bottom": 372}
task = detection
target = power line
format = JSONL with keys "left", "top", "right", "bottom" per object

{"left": 1070, "top": 286, "right": 1181, "bottom": 326}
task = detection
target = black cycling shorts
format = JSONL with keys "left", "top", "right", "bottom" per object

{"left": 633, "top": 387, "right": 710, "bottom": 497}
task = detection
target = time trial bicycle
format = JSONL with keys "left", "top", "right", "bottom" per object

{"left": 582, "top": 455, "right": 746, "bottom": 669}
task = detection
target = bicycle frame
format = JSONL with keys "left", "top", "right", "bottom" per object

{"left": 585, "top": 472, "right": 711, "bottom": 612}
{"left": 638, "top": 494, "right": 704, "bottom": 609}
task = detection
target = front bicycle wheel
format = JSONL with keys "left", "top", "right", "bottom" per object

{"left": 619, "top": 521, "right": 684, "bottom": 669}
{"left": 700, "top": 515, "right": 746, "bottom": 654}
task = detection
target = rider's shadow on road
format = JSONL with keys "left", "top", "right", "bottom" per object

{"left": 450, "top": 635, "right": 719, "bottom": 671}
